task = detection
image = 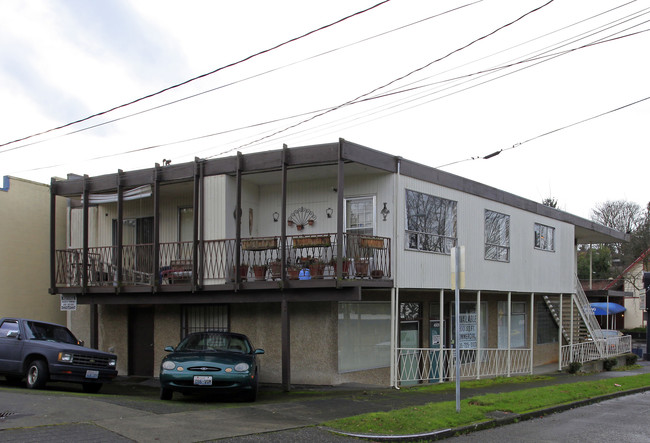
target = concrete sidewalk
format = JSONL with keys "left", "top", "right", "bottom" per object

{"left": 1, "top": 361, "right": 649, "bottom": 442}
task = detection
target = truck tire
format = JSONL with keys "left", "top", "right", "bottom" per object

{"left": 26, "top": 359, "right": 48, "bottom": 389}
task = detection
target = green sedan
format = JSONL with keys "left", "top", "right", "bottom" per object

{"left": 159, "top": 331, "right": 264, "bottom": 401}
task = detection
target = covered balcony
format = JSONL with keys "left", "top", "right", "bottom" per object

{"left": 55, "top": 233, "right": 391, "bottom": 295}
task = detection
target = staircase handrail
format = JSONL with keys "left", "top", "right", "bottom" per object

{"left": 574, "top": 276, "right": 605, "bottom": 342}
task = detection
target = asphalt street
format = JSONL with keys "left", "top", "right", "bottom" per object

{"left": 0, "top": 361, "right": 649, "bottom": 442}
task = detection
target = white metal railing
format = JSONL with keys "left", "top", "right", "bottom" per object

{"left": 574, "top": 276, "right": 605, "bottom": 342}
{"left": 396, "top": 348, "right": 532, "bottom": 385}
{"left": 560, "top": 335, "right": 632, "bottom": 367}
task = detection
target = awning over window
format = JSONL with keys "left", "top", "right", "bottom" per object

{"left": 82, "top": 185, "right": 152, "bottom": 204}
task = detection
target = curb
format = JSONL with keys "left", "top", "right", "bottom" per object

{"left": 324, "top": 385, "right": 650, "bottom": 441}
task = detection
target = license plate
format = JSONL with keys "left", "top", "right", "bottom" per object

{"left": 194, "top": 375, "right": 212, "bottom": 386}
{"left": 85, "top": 370, "right": 99, "bottom": 379}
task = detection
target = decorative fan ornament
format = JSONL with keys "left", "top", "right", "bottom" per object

{"left": 287, "top": 207, "right": 316, "bottom": 230}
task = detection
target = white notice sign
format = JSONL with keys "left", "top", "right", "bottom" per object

{"left": 60, "top": 295, "right": 77, "bottom": 311}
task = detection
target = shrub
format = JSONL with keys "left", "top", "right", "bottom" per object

{"left": 625, "top": 353, "right": 639, "bottom": 366}
{"left": 567, "top": 362, "right": 582, "bottom": 374}
{"left": 603, "top": 358, "right": 617, "bottom": 371}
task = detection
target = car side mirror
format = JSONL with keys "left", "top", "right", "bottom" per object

{"left": 254, "top": 349, "right": 265, "bottom": 355}
{"left": 6, "top": 331, "right": 19, "bottom": 339}
{"left": 164, "top": 346, "right": 175, "bottom": 352}
{"left": 77, "top": 340, "right": 85, "bottom": 346}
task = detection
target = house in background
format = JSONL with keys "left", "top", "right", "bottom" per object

{"left": 601, "top": 248, "right": 650, "bottom": 330}
{"left": 1, "top": 176, "right": 66, "bottom": 324}
{"left": 48, "top": 140, "right": 629, "bottom": 387}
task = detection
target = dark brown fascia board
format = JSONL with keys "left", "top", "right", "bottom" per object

{"left": 341, "top": 139, "right": 398, "bottom": 172}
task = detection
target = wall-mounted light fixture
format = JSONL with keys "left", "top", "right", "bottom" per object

{"left": 326, "top": 208, "right": 333, "bottom": 218}
{"left": 381, "top": 202, "right": 390, "bottom": 221}
{"left": 273, "top": 211, "right": 279, "bottom": 222}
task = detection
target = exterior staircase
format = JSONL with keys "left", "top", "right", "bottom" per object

{"left": 542, "top": 277, "right": 604, "bottom": 353}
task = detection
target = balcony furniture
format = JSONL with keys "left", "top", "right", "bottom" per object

{"left": 161, "top": 259, "right": 193, "bottom": 284}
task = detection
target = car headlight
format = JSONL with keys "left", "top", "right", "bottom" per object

{"left": 58, "top": 352, "right": 73, "bottom": 363}
{"left": 234, "top": 363, "right": 249, "bottom": 372}
{"left": 162, "top": 360, "right": 176, "bottom": 370}
{"left": 108, "top": 359, "right": 117, "bottom": 367}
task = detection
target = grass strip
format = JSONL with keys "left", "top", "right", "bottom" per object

{"left": 324, "top": 373, "right": 650, "bottom": 435}
{"left": 402, "top": 374, "right": 552, "bottom": 393}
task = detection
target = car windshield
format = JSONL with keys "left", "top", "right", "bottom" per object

{"left": 25, "top": 321, "right": 79, "bottom": 344}
{"left": 175, "top": 332, "right": 250, "bottom": 353}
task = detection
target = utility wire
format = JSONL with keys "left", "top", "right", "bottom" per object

{"left": 436, "top": 95, "right": 650, "bottom": 169}
{"left": 16, "top": 20, "right": 648, "bottom": 173}
{"left": 11, "top": 1, "right": 647, "bottom": 174}
{"left": 206, "top": 0, "right": 556, "bottom": 159}
{"left": 13, "top": 21, "right": 648, "bottom": 175}
{"left": 0, "top": 0, "right": 481, "bottom": 156}
{"left": 0, "top": 0, "right": 392, "bottom": 149}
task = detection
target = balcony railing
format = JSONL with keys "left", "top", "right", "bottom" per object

{"left": 55, "top": 233, "right": 391, "bottom": 288}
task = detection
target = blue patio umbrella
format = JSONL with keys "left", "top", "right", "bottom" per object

{"left": 590, "top": 302, "right": 626, "bottom": 316}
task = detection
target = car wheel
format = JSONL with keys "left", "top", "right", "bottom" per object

{"left": 160, "top": 388, "right": 173, "bottom": 400}
{"left": 26, "top": 360, "right": 48, "bottom": 389}
{"left": 82, "top": 383, "right": 103, "bottom": 394}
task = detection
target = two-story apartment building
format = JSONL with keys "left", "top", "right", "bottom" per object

{"left": 49, "top": 140, "right": 628, "bottom": 387}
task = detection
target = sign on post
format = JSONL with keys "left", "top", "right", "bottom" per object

{"left": 60, "top": 295, "right": 77, "bottom": 311}
{"left": 450, "top": 246, "right": 466, "bottom": 289}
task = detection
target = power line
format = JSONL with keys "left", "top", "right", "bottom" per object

{"left": 207, "top": 0, "right": 557, "bottom": 158}
{"left": 0, "top": 0, "right": 392, "bottom": 150}
{"left": 10, "top": 1, "right": 646, "bottom": 174}
{"left": 17, "top": 10, "right": 647, "bottom": 173}
{"left": 0, "top": 0, "right": 482, "bottom": 156}
{"left": 436, "top": 95, "right": 650, "bottom": 169}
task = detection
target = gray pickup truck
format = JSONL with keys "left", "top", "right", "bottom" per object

{"left": 0, "top": 317, "right": 117, "bottom": 393}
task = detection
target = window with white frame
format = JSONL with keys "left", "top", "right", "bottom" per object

{"left": 534, "top": 223, "right": 555, "bottom": 252}
{"left": 345, "top": 196, "right": 375, "bottom": 235}
{"left": 405, "top": 189, "right": 457, "bottom": 253}
{"left": 485, "top": 210, "right": 510, "bottom": 262}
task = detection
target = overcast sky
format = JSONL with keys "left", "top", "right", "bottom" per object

{"left": 1, "top": 0, "right": 648, "bottom": 219}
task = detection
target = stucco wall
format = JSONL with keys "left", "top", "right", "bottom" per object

{"left": 0, "top": 177, "right": 66, "bottom": 323}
